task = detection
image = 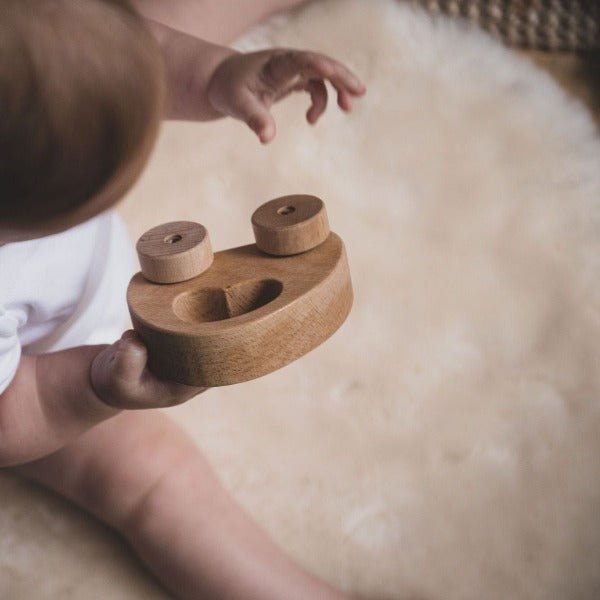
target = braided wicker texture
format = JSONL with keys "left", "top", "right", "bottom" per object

{"left": 414, "top": 0, "right": 599, "bottom": 50}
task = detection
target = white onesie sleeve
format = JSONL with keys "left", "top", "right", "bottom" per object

{"left": 0, "top": 305, "right": 27, "bottom": 394}
{"left": 0, "top": 210, "right": 134, "bottom": 394}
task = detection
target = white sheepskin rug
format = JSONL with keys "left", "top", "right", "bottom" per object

{"left": 2, "top": 1, "right": 600, "bottom": 598}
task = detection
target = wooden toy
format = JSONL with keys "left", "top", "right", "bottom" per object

{"left": 127, "top": 194, "right": 353, "bottom": 387}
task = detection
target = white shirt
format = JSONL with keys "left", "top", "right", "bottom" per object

{"left": 0, "top": 211, "right": 133, "bottom": 394}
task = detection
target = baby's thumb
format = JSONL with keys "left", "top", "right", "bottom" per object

{"left": 107, "top": 331, "right": 203, "bottom": 408}
{"left": 111, "top": 330, "right": 148, "bottom": 383}
{"left": 91, "top": 330, "right": 147, "bottom": 400}
{"left": 92, "top": 331, "right": 205, "bottom": 409}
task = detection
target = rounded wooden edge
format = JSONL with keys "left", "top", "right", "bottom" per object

{"left": 127, "top": 233, "right": 345, "bottom": 335}
{"left": 251, "top": 194, "right": 330, "bottom": 256}
{"left": 136, "top": 221, "right": 213, "bottom": 283}
{"left": 127, "top": 234, "right": 352, "bottom": 386}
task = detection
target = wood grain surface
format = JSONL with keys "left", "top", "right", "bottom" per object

{"left": 136, "top": 221, "right": 214, "bottom": 284}
{"left": 128, "top": 196, "right": 352, "bottom": 386}
{"left": 128, "top": 232, "right": 353, "bottom": 386}
{"left": 251, "top": 194, "right": 330, "bottom": 256}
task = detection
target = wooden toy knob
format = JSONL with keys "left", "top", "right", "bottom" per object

{"left": 251, "top": 194, "right": 330, "bottom": 256}
{"left": 136, "top": 221, "right": 213, "bottom": 284}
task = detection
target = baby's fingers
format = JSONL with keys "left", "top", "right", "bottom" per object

{"left": 117, "top": 331, "right": 202, "bottom": 407}
{"left": 138, "top": 371, "right": 205, "bottom": 409}
{"left": 308, "top": 56, "right": 365, "bottom": 113}
{"left": 91, "top": 331, "right": 203, "bottom": 409}
{"left": 91, "top": 332, "right": 146, "bottom": 407}
{"left": 236, "top": 90, "right": 277, "bottom": 144}
{"left": 264, "top": 51, "right": 365, "bottom": 97}
{"left": 306, "top": 79, "right": 328, "bottom": 124}
{"left": 111, "top": 330, "right": 147, "bottom": 382}
{"left": 307, "top": 53, "right": 366, "bottom": 99}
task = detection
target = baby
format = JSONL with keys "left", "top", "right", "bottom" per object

{"left": 0, "top": 0, "right": 365, "bottom": 598}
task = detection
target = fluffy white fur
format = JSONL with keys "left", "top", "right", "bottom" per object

{"left": 2, "top": 1, "right": 600, "bottom": 598}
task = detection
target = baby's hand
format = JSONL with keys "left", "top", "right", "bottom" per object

{"left": 91, "top": 331, "right": 205, "bottom": 409}
{"left": 207, "top": 49, "right": 366, "bottom": 143}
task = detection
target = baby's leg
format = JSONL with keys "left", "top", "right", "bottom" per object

{"left": 133, "top": 0, "right": 309, "bottom": 42}
{"left": 17, "top": 411, "right": 347, "bottom": 600}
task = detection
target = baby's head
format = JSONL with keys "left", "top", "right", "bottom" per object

{"left": 0, "top": 0, "right": 165, "bottom": 242}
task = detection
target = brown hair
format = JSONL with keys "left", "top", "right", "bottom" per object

{"left": 0, "top": 0, "right": 165, "bottom": 229}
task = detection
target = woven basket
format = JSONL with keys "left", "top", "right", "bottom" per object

{"left": 413, "top": 0, "right": 600, "bottom": 51}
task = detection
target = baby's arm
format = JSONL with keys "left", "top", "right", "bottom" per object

{"left": 131, "top": 0, "right": 306, "bottom": 42}
{"left": 0, "top": 332, "right": 199, "bottom": 466}
{"left": 146, "top": 21, "right": 365, "bottom": 143}
{"left": 0, "top": 346, "right": 117, "bottom": 466}
{"left": 147, "top": 21, "right": 235, "bottom": 121}
{"left": 18, "top": 410, "right": 348, "bottom": 600}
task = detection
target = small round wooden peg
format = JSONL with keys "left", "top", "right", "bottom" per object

{"left": 251, "top": 194, "right": 330, "bottom": 256}
{"left": 136, "top": 221, "right": 213, "bottom": 284}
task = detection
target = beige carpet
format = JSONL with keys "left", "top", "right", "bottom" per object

{"left": 2, "top": 1, "right": 600, "bottom": 598}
